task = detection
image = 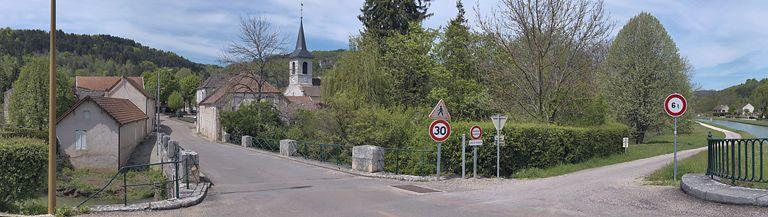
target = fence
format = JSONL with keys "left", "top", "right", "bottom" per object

{"left": 382, "top": 147, "right": 434, "bottom": 176}
{"left": 295, "top": 141, "right": 351, "bottom": 166}
{"left": 707, "top": 134, "right": 768, "bottom": 184}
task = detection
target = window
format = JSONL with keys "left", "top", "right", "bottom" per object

{"left": 302, "top": 62, "right": 308, "bottom": 74}
{"left": 75, "top": 130, "right": 87, "bottom": 150}
{"left": 83, "top": 110, "right": 91, "bottom": 120}
{"left": 291, "top": 62, "right": 296, "bottom": 74}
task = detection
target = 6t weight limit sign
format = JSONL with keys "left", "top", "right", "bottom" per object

{"left": 429, "top": 119, "right": 451, "bottom": 142}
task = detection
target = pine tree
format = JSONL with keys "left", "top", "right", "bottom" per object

{"left": 358, "top": 0, "right": 433, "bottom": 38}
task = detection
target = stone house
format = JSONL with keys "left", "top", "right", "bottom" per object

{"left": 713, "top": 105, "right": 730, "bottom": 116}
{"left": 75, "top": 76, "right": 156, "bottom": 134}
{"left": 743, "top": 103, "right": 755, "bottom": 115}
{"left": 196, "top": 74, "right": 283, "bottom": 141}
{"left": 56, "top": 96, "right": 148, "bottom": 170}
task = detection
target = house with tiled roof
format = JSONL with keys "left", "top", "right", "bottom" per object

{"left": 56, "top": 96, "right": 149, "bottom": 170}
{"left": 75, "top": 76, "right": 156, "bottom": 134}
{"left": 196, "top": 73, "right": 285, "bottom": 141}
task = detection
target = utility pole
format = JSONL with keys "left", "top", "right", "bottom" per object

{"left": 47, "top": 0, "right": 57, "bottom": 213}
{"left": 156, "top": 69, "right": 160, "bottom": 135}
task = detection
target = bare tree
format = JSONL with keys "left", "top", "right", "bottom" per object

{"left": 478, "top": 0, "right": 611, "bottom": 122}
{"left": 222, "top": 16, "right": 286, "bottom": 100}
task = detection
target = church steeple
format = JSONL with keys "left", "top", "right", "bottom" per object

{"left": 289, "top": 3, "right": 312, "bottom": 59}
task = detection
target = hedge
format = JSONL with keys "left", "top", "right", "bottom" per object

{"left": 0, "top": 128, "right": 48, "bottom": 140}
{"left": 437, "top": 122, "right": 630, "bottom": 177}
{"left": 0, "top": 137, "right": 47, "bottom": 211}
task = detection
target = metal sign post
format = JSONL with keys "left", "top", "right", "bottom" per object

{"left": 664, "top": 93, "right": 687, "bottom": 181}
{"left": 437, "top": 142, "right": 442, "bottom": 179}
{"left": 462, "top": 134, "right": 466, "bottom": 179}
{"left": 491, "top": 115, "right": 507, "bottom": 178}
{"left": 473, "top": 144, "right": 478, "bottom": 178}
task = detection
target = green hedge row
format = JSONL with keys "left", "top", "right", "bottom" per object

{"left": 0, "top": 137, "right": 47, "bottom": 210}
{"left": 0, "top": 128, "right": 48, "bottom": 140}
{"left": 437, "top": 122, "right": 630, "bottom": 177}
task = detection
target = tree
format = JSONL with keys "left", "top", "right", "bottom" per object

{"left": 167, "top": 91, "right": 184, "bottom": 112}
{"left": 752, "top": 83, "right": 768, "bottom": 117}
{"left": 431, "top": 0, "right": 491, "bottom": 119}
{"left": 222, "top": 16, "right": 285, "bottom": 100}
{"left": 478, "top": 0, "right": 611, "bottom": 123}
{"left": 605, "top": 12, "right": 692, "bottom": 143}
{"left": 0, "top": 55, "right": 20, "bottom": 94}
{"left": 143, "top": 68, "right": 177, "bottom": 106}
{"left": 381, "top": 24, "right": 438, "bottom": 107}
{"left": 178, "top": 74, "right": 201, "bottom": 110}
{"left": 220, "top": 101, "right": 283, "bottom": 139}
{"left": 322, "top": 37, "right": 392, "bottom": 108}
{"left": 8, "top": 56, "right": 75, "bottom": 130}
{"left": 358, "top": 0, "right": 433, "bottom": 38}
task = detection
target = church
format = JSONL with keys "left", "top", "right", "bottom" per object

{"left": 195, "top": 12, "right": 321, "bottom": 142}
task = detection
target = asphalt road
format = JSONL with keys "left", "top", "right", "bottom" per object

{"left": 88, "top": 117, "right": 766, "bottom": 217}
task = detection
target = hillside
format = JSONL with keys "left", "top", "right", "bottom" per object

{"left": 0, "top": 28, "right": 206, "bottom": 71}
{"left": 692, "top": 78, "right": 768, "bottom": 114}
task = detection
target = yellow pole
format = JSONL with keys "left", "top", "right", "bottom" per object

{"left": 48, "top": 0, "right": 57, "bottom": 214}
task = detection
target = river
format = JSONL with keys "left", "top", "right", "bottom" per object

{"left": 698, "top": 119, "right": 768, "bottom": 138}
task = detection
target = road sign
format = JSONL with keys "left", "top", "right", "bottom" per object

{"left": 469, "top": 139, "right": 483, "bottom": 146}
{"left": 491, "top": 115, "right": 507, "bottom": 132}
{"left": 664, "top": 93, "right": 687, "bottom": 117}
{"left": 428, "top": 99, "right": 451, "bottom": 120}
{"left": 429, "top": 119, "right": 451, "bottom": 142}
{"left": 470, "top": 125, "right": 483, "bottom": 140}
{"left": 622, "top": 137, "right": 629, "bottom": 148}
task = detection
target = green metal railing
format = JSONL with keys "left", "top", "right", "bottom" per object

{"left": 707, "top": 133, "right": 768, "bottom": 184}
{"left": 383, "top": 147, "right": 434, "bottom": 176}
{"left": 76, "top": 154, "right": 192, "bottom": 207}
{"left": 249, "top": 138, "right": 281, "bottom": 152}
{"left": 295, "top": 141, "right": 350, "bottom": 166}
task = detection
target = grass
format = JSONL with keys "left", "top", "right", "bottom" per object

{"left": 10, "top": 167, "right": 167, "bottom": 216}
{"left": 513, "top": 124, "right": 721, "bottom": 179}
{"left": 646, "top": 122, "right": 768, "bottom": 189}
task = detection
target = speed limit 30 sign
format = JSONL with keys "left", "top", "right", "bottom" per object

{"left": 429, "top": 119, "right": 451, "bottom": 142}
{"left": 664, "top": 93, "right": 687, "bottom": 117}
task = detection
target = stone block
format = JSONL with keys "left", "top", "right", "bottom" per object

{"left": 167, "top": 141, "right": 179, "bottom": 159}
{"left": 352, "top": 145, "right": 384, "bottom": 173}
{"left": 180, "top": 150, "right": 200, "bottom": 183}
{"left": 222, "top": 131, "right": 230, "bottom": 143}
{"left": 242, "top": 136, "right": 252, "bottom": 147}
{"left": 280, "top": 139, "right": 297, "bottom": 156}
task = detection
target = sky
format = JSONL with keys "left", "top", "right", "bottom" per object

{"left": 1, "top": 0, "right": 767, "bottom": 90}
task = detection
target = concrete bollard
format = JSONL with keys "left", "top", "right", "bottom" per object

{"left": 167, "top": 141, "right": 179, "bottom": 159}
{"left": 162, "top": 135, "right": 171, "bottom": 150}
{"left": 279, "top": 139, "right": 298, "bottom": 156}
{"left": 352, "top": 145, "right": 384, "bottom": 173}
{"left": 180, "top": 150, "right": 200, "bottom": 183}
{"left": 222, "top": 132, "right": 230, "bottom": 143}
{"left": 242, "top": 136, "right": 252, "bottom": 147}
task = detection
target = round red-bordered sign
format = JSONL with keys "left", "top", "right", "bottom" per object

{"left": 429, "top": 119, "right": 451, "bottom": 142}
{"left": 664, "top": 93, "right": 687, "bottom": 117}
{"left": 469, "top": 125, "right": 482, "bottom": 140}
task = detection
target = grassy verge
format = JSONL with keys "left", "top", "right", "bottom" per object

{"left": 12, "top": 168, "right": 166, "bottom": 216}
{"left": 646, "top": 122, "right": 768, "bottom": 189}
{"left": 513, "top": 124, "right": 721, "bottom": 178}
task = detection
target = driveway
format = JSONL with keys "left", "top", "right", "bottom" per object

{"left": 89, "top": 117, "right": 765, "bottom": 217}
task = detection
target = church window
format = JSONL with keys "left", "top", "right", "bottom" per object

{"left": 302, "top": 62, "right": 308, "bottom": 74}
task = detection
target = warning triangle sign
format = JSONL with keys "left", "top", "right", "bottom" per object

{"left": 428, "top": 99, "right": 451, "bottom": 120}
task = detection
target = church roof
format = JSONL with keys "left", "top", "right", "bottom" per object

{"left": 289, "top": 19, "right": 313, "bottom": 59}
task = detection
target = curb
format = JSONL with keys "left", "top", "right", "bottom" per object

{"left": 89, "top": 182, "right": 211, "bottom": 213}
{"left": 681, "top": 173, "right": 768, "bottom": 206}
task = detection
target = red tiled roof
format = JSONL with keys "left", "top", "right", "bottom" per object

{"left": 76, "top": 76, "right": 152, "bottom": 99}
{"left": 58, "top": 96, "right": 148, "bottom": 126}
{"left": 199, "top": 74, "right": 281, "bottom": 105}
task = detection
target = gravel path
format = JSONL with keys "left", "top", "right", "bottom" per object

{"left": 85, "top": 117, "right": 766, "bottom": 217}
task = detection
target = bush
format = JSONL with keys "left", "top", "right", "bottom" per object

{"left": 440, "top": 122, "right": 629, "bottom": 177}
{"left": 0, "top": 127, "right": 48, "bottom": 140}
{"left": 0, "top": 137, "right": 47, "bottom": 211}
{"left": 221, "top": 101, "right": 283, "bottom": 140}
